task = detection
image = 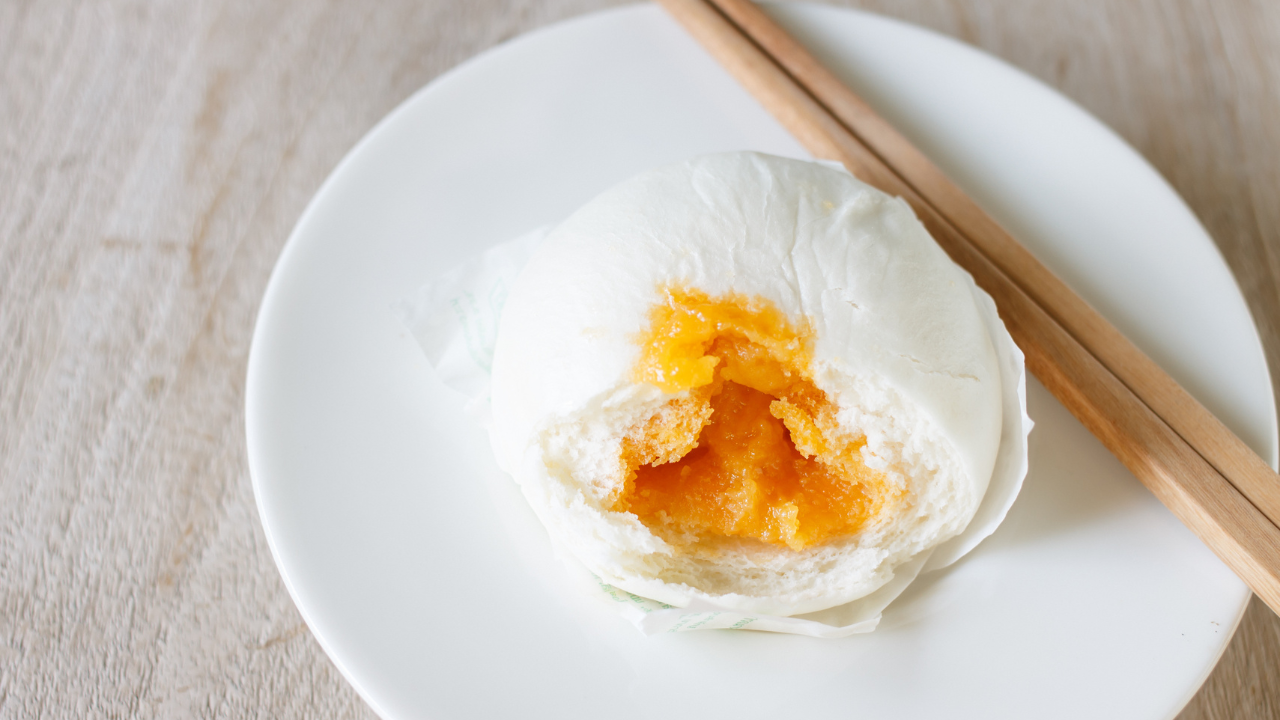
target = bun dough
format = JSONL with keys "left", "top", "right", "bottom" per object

{"left": 490, "top": 152, "right": 1003, "bottom": 616}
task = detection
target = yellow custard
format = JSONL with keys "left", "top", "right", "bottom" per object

{"left": 613, "top": 288, "right": 892, "bottom": 550}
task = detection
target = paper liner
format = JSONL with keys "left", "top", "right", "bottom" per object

{"left": 399, "top": 226, "right": 1031, "bottom": 636}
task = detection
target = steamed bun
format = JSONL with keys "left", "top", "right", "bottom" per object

{"left": 490, "top": 152, "right": 1004, "bottom": 616}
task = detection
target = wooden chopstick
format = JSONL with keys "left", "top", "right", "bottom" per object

{"left": 708, "top": 0, "right": 1280, "bottom": 542}
{"left": 655, "top": 0, "right": 1280, "bottom": 615}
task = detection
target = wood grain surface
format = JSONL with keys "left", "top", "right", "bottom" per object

{"left": 1, "top": 1, "right": 1277, "bottom": 718}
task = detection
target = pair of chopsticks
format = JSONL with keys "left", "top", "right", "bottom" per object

{"left": 656, "top": 0, "right": 1280, "bottom": 615}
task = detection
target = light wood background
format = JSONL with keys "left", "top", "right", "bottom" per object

{"left": 1, "top": 0, "right": 1277, "bottom": 717}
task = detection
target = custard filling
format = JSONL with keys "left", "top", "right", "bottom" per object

{"left": 612, "top": 288, "right": 891, "bottom": 550}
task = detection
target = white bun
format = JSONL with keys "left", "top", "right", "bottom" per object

{"left": 490, "top": 152, "right": 1003, "bottom": 616}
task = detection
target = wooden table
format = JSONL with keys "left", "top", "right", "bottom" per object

{"left": 2, "top": 0, "right": 1277, "bottom": 717}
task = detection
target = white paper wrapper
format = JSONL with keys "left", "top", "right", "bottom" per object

{"left": 399, "top": 227, "right": 1031, "bottom": 637}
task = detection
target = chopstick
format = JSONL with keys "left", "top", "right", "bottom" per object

{"left": 655, "top": 0, "right": 1280, "bottom": 615}
{"left": 706, "top": 0, "right": 1280, "bottom": 540}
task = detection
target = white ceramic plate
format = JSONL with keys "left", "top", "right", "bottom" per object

{"left": 246, "top": 4, "right": 1277, "bottom": 719}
